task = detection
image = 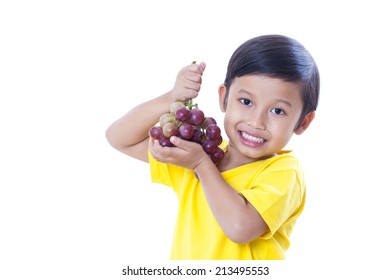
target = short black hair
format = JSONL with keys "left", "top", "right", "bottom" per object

{"left": 223, "top": 34, "right": 320, "bottom": 129}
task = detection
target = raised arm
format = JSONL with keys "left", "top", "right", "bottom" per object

{"left": 105, "top": 62, "right": 206, "bottom": 162}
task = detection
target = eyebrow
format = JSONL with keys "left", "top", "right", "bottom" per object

{"left": 238, "top": 89, "right": 293, "bottom": 107}
{"left": 275, "top": 99, "right": 293, "bottom": 107}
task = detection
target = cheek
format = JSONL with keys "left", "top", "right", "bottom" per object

{"left": 223, "top": 107, "right": 239, "bottom": 126}
{"left": 225, "top": 102, "right": 244, "bottom": 121}
{"left": 274, "top": 123, "right": 295, "bottom": 144}
{"left": 223, "top": 112, "right": 236, "bottom": 135}
{"left": 223, "top": 114, "right": 231, "bottom": 133}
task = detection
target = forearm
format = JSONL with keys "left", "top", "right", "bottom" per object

{"left": 194, "top": 158, "right": 267, "bottom": 243}
{"left": 106, "top": 91, "right": 173, "bottom": 151}
{"left": 149, "top": 132, "right": 267, "bottom": 243}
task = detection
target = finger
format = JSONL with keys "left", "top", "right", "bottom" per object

{"left": 198, "top": 61, "right": 206, "bottom": 72}
{"left": 169, "top": 136, "right": 193, "bottom": 151}
{"left": 182, "top": 91, "right": 199, "bottom": 100}
{"left": 184, "top": 70, "right": 203, "bottom": 84}
{"left": 149, "top": 139, "right": 169, "bottom": 156}
{"left": 189, "top": 61, "right": 206, "bottom": 75}
{"left": 184, "top": 81, "right": 201, "bottom": 92}
{"left": 149, "top": 139, "right": 172, "bottom": 162}
{"left": 148, "top": 139, "right": 159, "bottom": 156}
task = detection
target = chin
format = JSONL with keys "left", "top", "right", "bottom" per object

{"left": 238, "top": 147, "right": 269, "bottom": 161}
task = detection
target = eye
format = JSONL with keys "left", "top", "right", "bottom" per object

{"left": 271, "top": 108, "right": 285, "bottom": 115}
{"left": 239, "top": 98, "right": 252, "bottom": 106}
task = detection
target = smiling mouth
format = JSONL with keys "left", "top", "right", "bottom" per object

{"left": 240, "top": 131, "right": 266, "bottom": 144}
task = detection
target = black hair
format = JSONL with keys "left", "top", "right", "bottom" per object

{"left": 223, "top": 34, "right": 320, "bottom": 129}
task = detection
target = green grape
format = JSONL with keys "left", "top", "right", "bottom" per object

{"left": 162, "top": 122, "right": 179, "bottom": 138}
{"left": 159, "top": 113, "right": 175, "bottom": 127}
{"left": 170, "top": 101, "right": 185, "bottom": 114}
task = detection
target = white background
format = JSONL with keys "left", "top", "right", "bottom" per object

{"left": 1, "top": 0, "right": 389, "bottom": 279}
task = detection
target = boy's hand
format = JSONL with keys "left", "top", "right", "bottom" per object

{"left": 171, "top": 62, "right": 206, "bottom": 102}
{"left": 149, "top": 136, "right": 209, "bottom": 170}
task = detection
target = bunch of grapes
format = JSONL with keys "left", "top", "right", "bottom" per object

{"left": 148, "top": 99, "right": 225, "bottom": 164}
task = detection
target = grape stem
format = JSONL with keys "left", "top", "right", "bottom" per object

{"left": 186, "top": 61, "right": 199, "bottom": 110}
{"left": 185, "top": 98, "right": 198, "bottom": 110}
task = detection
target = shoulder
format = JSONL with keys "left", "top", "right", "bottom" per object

{"left": 264, "top": 150, "right": 300, "bottom": 171}
{"left": 250, "top": 150, "right": 305, "bottom": 187}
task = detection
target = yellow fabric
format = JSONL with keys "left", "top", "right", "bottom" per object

{"left": 148, "top": 141, "right": 306, "bottom": 260}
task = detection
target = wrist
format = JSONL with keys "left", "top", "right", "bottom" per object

{"left": 163, "top": 90, "right": 174, "bottom": 103}
{"left": 193, "top": 154, "right": 214, "bottom": 174}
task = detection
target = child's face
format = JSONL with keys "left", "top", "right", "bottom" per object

{"left": 219, "top": 75, "right": 310, "bottom": 164}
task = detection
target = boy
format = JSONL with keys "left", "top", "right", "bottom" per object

{"left": 106, "top": 34, "right": 320, "bottom": 259}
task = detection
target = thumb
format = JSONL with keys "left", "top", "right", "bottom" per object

{"left": 199, "top": 61, "right": 206, "bottom": 73}
{"left": 193, "top": 61, "right": 206, "bottom": 73}
{"left": 170, "top": 136, "right": 191, "bottom": 150}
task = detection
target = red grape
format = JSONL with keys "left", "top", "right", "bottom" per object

{"left": 191, "top": 127, "right": 203, "bottom": 144}
{"left": 214, "top": 135, "right": 223, "bottom": 146}
{"left": 210, "top": 147, "right": 224, "bottom": 163}
{"left": 179, "top": 123, "right": 194, "bottom": 140}
{"left": 202, "top": 139, "right": 218, "bottom": 154}
{"left": 175, "top": 107, "right": 191, "bottom": 122}
{"left": 189, "top": 108, "right": 205, "bottom": 126}
{"left": 159, "top": 136, "right": 174, "bottom": 147}
{"left": 206, "top": 124, "right": 221, "bottom": 140}
{"left": 149, "top": 126, "right": 163, "bottom": 140}
{"left": 201, "top": 117, "right": 217, "bottom": 128}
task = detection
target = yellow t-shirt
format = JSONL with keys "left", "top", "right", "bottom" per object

{"left": 148, "top": 142, "right": 306, "bottom": 260}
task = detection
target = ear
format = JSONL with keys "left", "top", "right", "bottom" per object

{"left": 218, "top": 84, "right": 227, "bottom": 112}
{"left": 294, "top": 111, "right": 315, "bottom": 135}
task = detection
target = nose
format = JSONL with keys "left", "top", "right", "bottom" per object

{"left": 248, "top": 109, "right": 267, "bottom": 130}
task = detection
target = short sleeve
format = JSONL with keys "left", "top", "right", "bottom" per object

{"left": 240, "top": 168, "right": 304, "bottom": 239}
{"left": 148, "top": 149, "right": 185, "bottom": 188}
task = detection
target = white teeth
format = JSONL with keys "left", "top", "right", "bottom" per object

{"left": 241, "top": 132, "right": 265, "bottom": 143}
